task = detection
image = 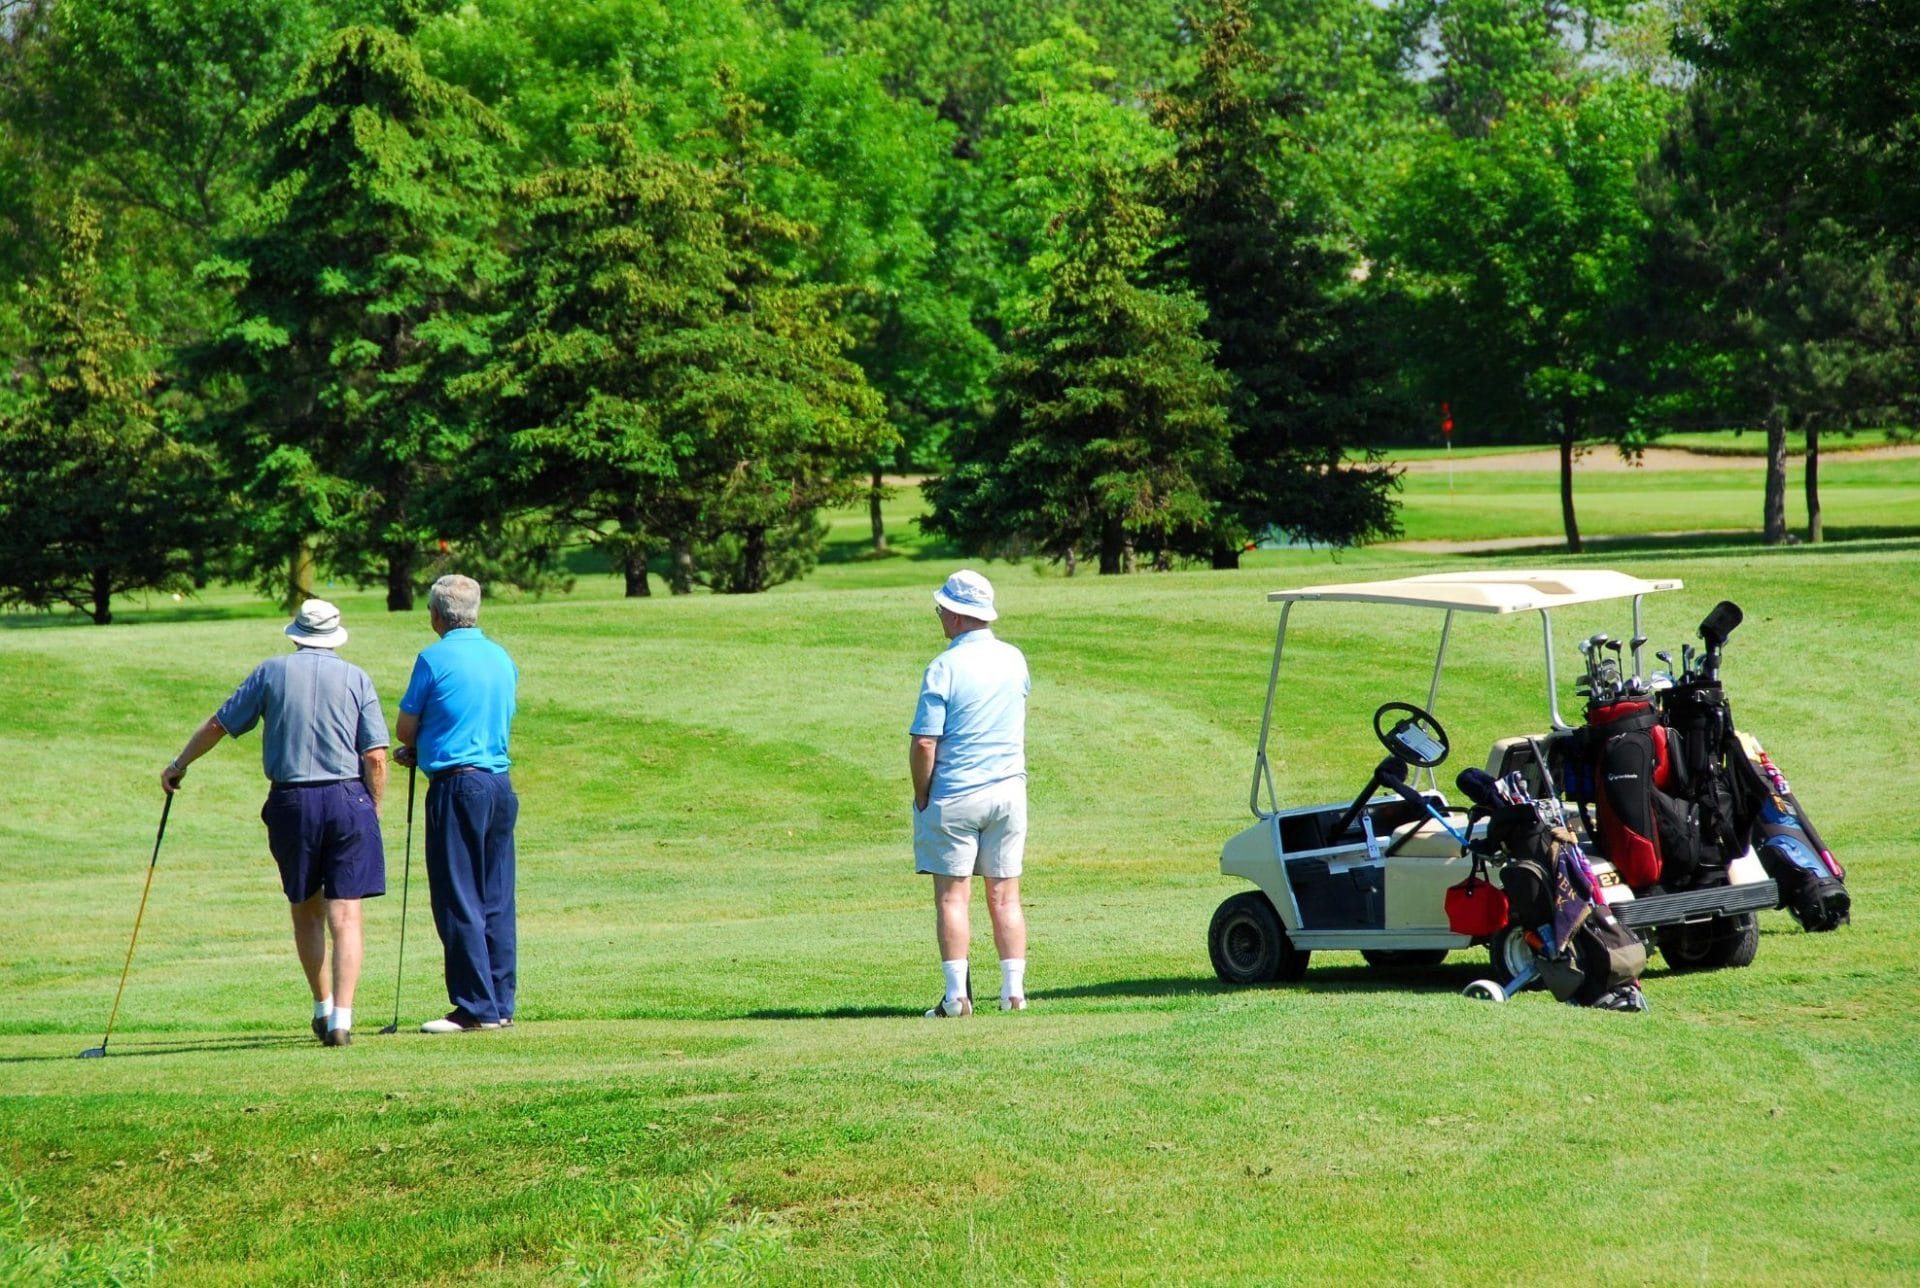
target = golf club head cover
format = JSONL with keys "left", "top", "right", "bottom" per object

{"left": 1456, "top": 767, "right": 1502, "bottom": 810}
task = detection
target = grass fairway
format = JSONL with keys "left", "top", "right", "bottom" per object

{"left": 5, "top": 513, "right": 1920, "bottom": 1281}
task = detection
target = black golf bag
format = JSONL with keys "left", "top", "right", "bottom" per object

{"left": 1559, "top": 698, "right": 1719, "bottom": 891}
{"left": 1474, "top": 793, "right": 1647, "bottom": 1008}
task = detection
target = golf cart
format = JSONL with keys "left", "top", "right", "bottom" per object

{"left": 1207, "top": 570, "right": 1797, "bottom": 993}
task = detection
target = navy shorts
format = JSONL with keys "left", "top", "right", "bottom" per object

{"left": 261, "top": 780, "right": 386, "bottom": 902}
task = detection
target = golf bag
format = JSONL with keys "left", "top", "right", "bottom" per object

{"left": 1661, "top": 670, "right": 1849, "bottom": 931}
{"left": 1472, "top": 792, "right": 1647, "bottom": 1008}
{"left": 1730, "top": 733, "right": 1850, "bottom": 931}
{"left": 1560, "top": 698, "right": 1716, "bottom": 891}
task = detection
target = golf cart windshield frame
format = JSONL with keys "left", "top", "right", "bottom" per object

{"left": 1248, "top": 571, "right": 1684, "bottom": 819}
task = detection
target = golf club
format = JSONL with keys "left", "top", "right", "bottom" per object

{"left": 379, "top": 763, "right": 417, "bottom": 1035}
{"left": 79, "top": 792, "right": 174, "bottom": 1059}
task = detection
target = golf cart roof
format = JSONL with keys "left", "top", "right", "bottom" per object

{"left": 1267, "top": 570, "right": 1683, "bottom": 614}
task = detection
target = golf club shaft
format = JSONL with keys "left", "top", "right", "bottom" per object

{"left": 386, "top": 763, "right": 416, "bottom": 1031}
{"left": 94, "top": 792, "right": 173, "bottom": 1056}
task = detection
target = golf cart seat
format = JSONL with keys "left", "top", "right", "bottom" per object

{"left": 1387, "top": 812, "right": 1473, "bottom": 859}
{"left": 1485, "top": 737, "right": 1552, "bottom": 800}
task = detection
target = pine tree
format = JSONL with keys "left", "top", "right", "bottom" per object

{"left": 466, "top": 77, "right": 891, "bottom": 596}
{"left": 1150, "top": 0, "right": 1400, "bottom": 562}
{"left": 925, "top": 164, "right": 1232, "bottom": 574}
{"left": 194, "top": 18, "right": 506, "bottom": 609}
{"left": 0, "top": 200, "right": 212, "bottom": 623}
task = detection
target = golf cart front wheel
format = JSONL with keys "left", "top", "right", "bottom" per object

{"left": 1658, "top": 913, "right": 1760, "bottom": 972}
{"left": 1486, "top": 925, "right": 1544, "bottom": 990}
{"left": 1209, "top": 892, "right": 1310, "bottom": 985}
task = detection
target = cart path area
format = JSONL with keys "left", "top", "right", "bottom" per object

{"left": 1396, "top": 443, "right": 1920, "bottom": 473}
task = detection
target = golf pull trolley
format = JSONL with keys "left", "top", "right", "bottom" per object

{"left": 1206, "top": 571, "right": 1846, "bottom": 1001}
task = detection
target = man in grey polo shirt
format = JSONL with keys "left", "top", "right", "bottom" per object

{"left": 161, "top": 599, "right": 389, "bottom": 1048}
{"left": 911, "top": 570, "right": 1031, "bottom": 1017}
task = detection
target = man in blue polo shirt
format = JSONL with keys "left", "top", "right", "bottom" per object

{"left": 395, "top": 574, "right": 520, "bottom": 1034}
{"left": 161, "top": 599, "right": 388, "bottom": 1048}
{"left": 911, "top": 570, "right": 1032, "bottom": 1017}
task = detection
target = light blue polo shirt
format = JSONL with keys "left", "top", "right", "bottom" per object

{"left": 398, "top": 627, "right": 518, "bottom": 774}
{"left": 911, "top": 628, "right": 1029, "bottom": 802}
{"left": 216, "top": 647, "right": 389, "bottom": 783}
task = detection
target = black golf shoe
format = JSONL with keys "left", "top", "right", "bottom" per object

{"left": 323, "top": 1028, "right": 353, "bottom": 1047}
{"left": 312, "top": 1015, "right": 328, "bottom": 1040}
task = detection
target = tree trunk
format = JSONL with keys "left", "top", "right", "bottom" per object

{"left": 1064, "top": 548, "right": 1077, "bottom": 578}
{"left": 386, "top": 548, "right": 413, "bottom": 612}
{"left": 741, "top": 526, "right": 768, "bottom": 594}
{"left": 287, "top": 540, "right": 315, "bottom": 611}
{"left": 1805, "top": 424, "right": 1823, "bottom": 543}
{"left": 90, "top": 566, "right": 112, "bottom": 625}
{"left": 616, "top": 502, "right": 651, "bottom": 596}
{"left": 869, "top": 467, "right": 888, "bottom": 553}
{"left": 1763, "top": 409, "right": 1789, "bottom": 545}
{"left": 1558, "top": 421, "right": 1583, "bottom": 555}
{"left": 1098, "top": 514, "right": 1125, "bottom": 574}
{"left": 1122, "top": 537, "right": 1137, "bottom": 575}
{"left": 622, "top": 552, "right": 651, "bottom": 597}
{"left": 670, "top": 538, "right": 695, "bottom": 595}
{"left": 1211, "top": 541, "right": 1241, "bottom": 570}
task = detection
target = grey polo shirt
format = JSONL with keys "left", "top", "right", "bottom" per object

{"left": 216, "top": 647, "right": 390, "bottom": 784}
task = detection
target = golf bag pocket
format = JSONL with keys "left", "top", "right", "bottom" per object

{"left": 1543, "top": 918, "right": 1647, "bottom": 1005}
{"left": 1446, "top": 855, "right": 1509, "bottom": 937}
{"left": 1499, "top": 858, "right": 1552, "bottom": 930}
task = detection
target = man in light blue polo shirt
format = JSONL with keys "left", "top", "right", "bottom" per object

{"left": 161, "top": 599, "right": 388, "bottom": 1048}
{"left": 911, "top": 570, "right": 1031, "bottom": 1017}
{"left": 395, "top": 574, "right": 520, "bottom": 1034}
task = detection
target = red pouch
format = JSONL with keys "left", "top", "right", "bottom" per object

{"left": 1445, "top": 854, "right": 1510, "bottom": 937}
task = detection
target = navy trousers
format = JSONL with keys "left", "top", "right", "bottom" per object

{"left": 424, "top": 771, "right": 518, "bottom": 1024}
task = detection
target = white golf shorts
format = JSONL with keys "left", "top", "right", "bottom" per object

{"left": 913, "top": 778, "right": 1027, "bottom": 879}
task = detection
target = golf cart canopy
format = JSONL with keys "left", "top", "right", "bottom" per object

{"left": 1249, "top": 569, "right": 1684, "bottom": 817}
{"left": 1267, "top": 570, "right": 1683, "bottom": 613}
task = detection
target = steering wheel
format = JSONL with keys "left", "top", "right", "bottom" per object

{"left": 1373, "top": 701, "right": 1450, "bottom": 769}
{"left": 1332, "top": 702, "right": 1453, "bottom": 843}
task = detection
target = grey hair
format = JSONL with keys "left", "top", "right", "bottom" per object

{"left": 429, "top": 574, "right": 482, "bottom": 629}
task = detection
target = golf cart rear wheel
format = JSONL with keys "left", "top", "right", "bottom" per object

{"left": 1209, "top": 892, "right": 1309, "bottom": 985}
{"left": 1658, "top": 913, "right": 1760, "bottom": 972}
{"left": 1486, "top": 925, "right": 1544, "bottom": 990}
{"left": 1360, "top": 950, "right": 1449, "bottom": 969}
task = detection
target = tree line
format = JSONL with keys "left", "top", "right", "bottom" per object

{"left": 1, "top": 0, "right": 1914, "bottom": 621}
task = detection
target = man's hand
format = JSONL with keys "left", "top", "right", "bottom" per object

{"left": 160, "top": 762, "right": 186, "bottom": 794}
{"left": 393, "top": 744, "right": 417, "bottom": 769}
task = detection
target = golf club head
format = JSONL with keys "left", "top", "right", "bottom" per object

{"left": 78, "top": 1046, "right": 106, "bottom": 1059}
{"left": 378, "top": 1022, "right": 399, "bottom": 1035}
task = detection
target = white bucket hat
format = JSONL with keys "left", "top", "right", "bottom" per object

{"left": 285, "top": 598, "right": 349, "bottom": 648}
{"left": 933, "top": 569, "right": 998, "bottom": 622}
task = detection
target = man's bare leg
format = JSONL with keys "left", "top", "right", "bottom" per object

{"left": 985, "top": 876, "right": 1027, "bottom": 1007}
{"left": 930, "top": 875, "right": 973, "bottom": 1013}
{"left": 290, "top": 893, "right": 329, "bottom": 1001}
{"left": 326, "top": 898, "right": 363, "bottom": 1011}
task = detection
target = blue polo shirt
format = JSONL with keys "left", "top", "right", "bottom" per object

{"left": 911, "top": 628, "right": 1029, "bottom": 802}
{"left": 398, "top": 627, "right": 518, "bottom": 774}
{"left": 216, "top": 647, "right": 389, "bottom": 783}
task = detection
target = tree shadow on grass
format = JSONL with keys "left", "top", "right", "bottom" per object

{"left": 0, "top": 1034, "right": 313, "bottom": 1064}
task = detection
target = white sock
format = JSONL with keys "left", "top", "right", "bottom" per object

{"left": 329, "top": 1006, "right": 352, "bottom": 1033}
{"left": 1000, "top": 958, "right": 1026, "bottom": 1002}
{"left": 941, "top": 959, "right": 969, "bottom": 1008}
{"left": 314, "top": 997, "right": 333, "bottom": 1020}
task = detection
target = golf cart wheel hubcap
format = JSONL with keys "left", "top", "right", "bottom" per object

{"left": 1225, "top": 918, "right": 1263, "bottom": 968}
